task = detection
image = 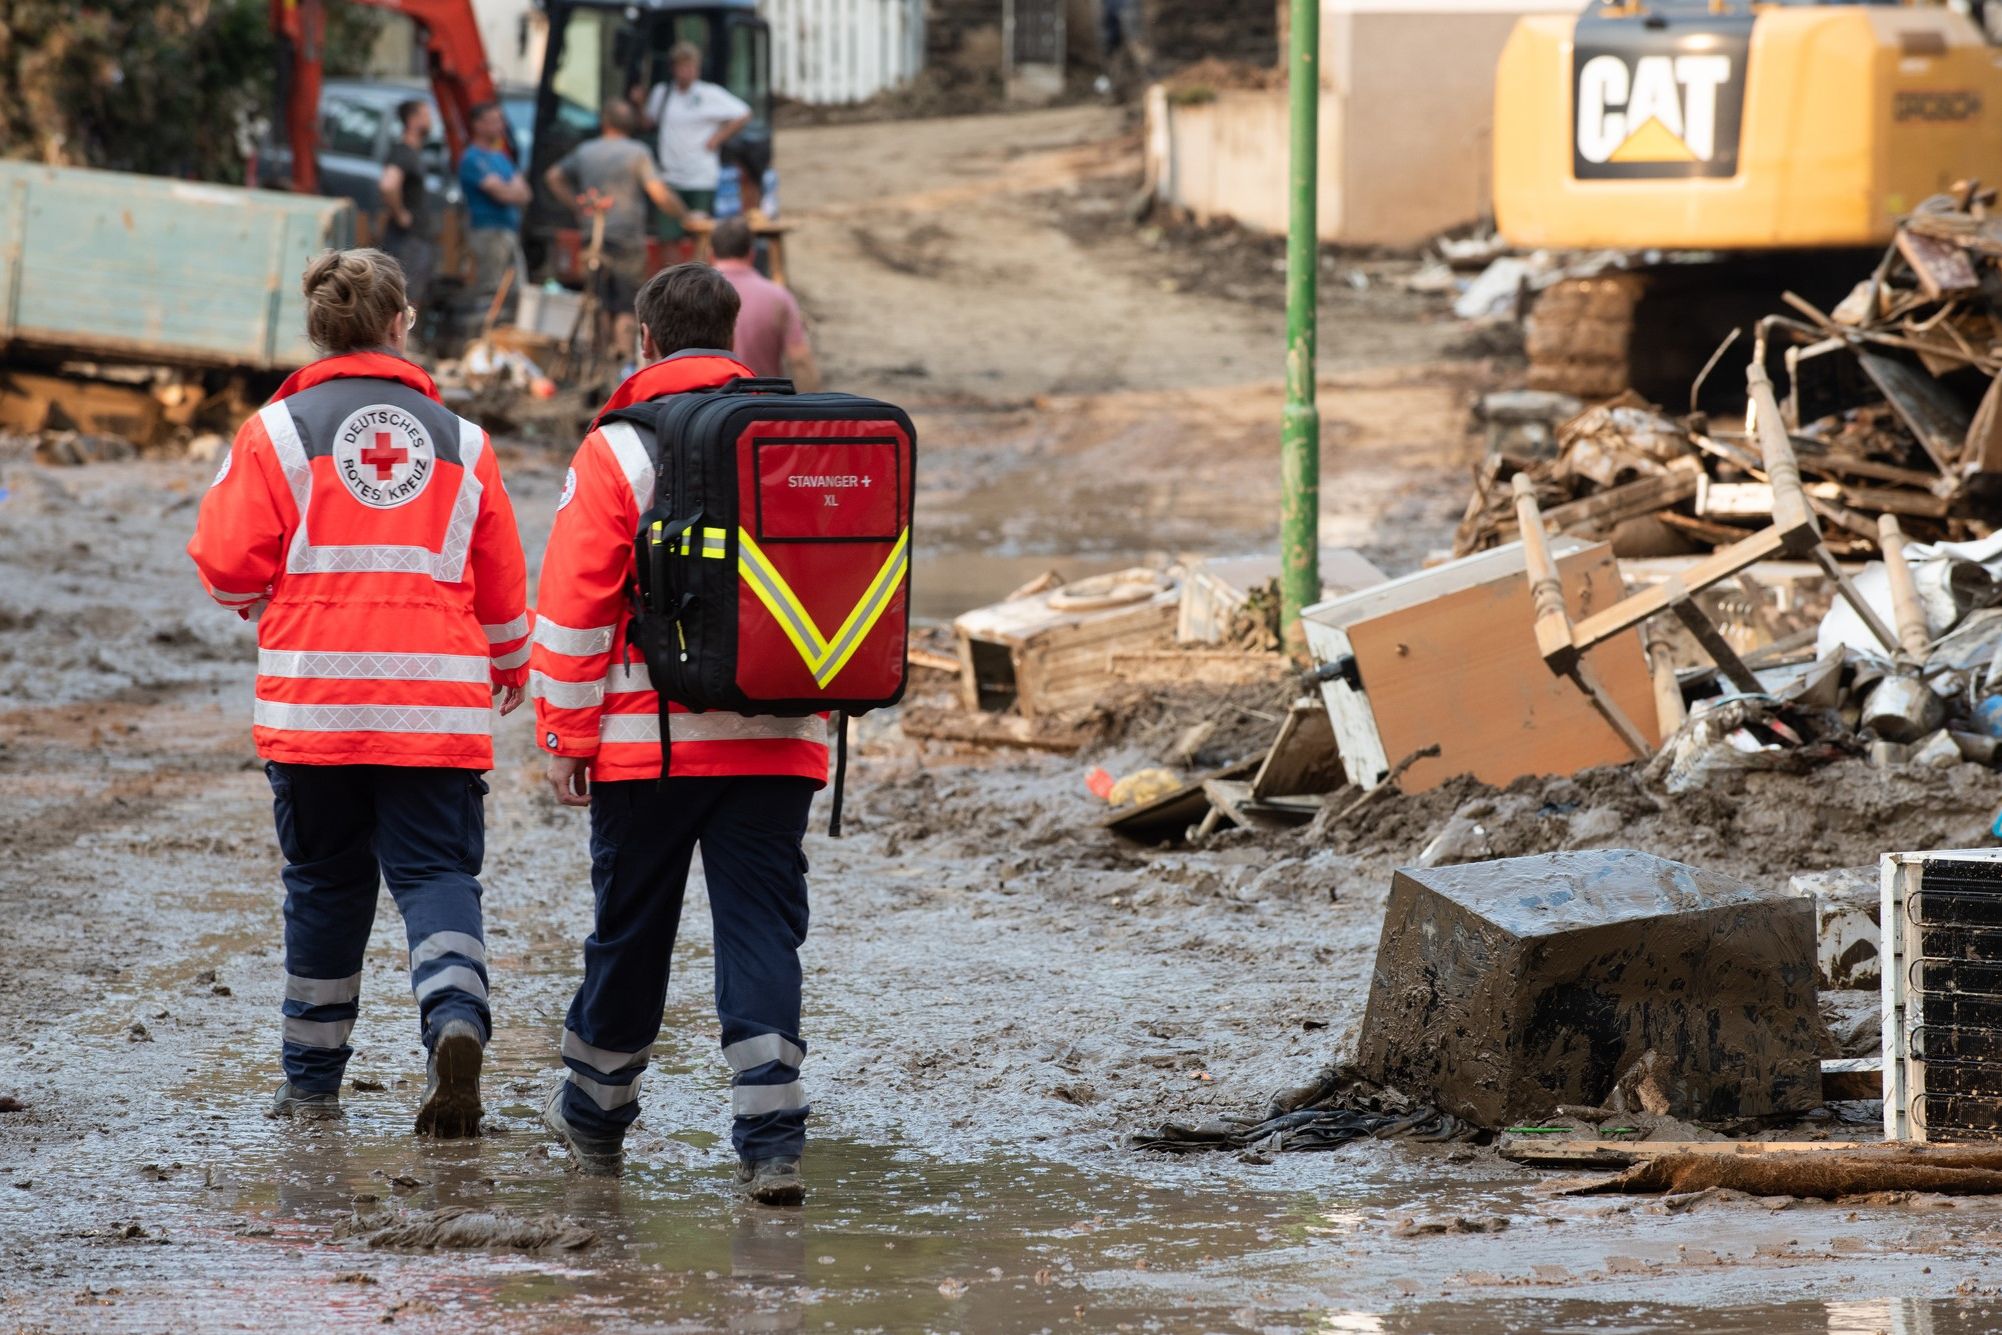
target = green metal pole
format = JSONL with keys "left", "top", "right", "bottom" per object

{"left": 1280, "top": 0, "right": 1321, "bottom": 655}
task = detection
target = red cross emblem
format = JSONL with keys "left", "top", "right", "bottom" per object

{"left": 360, "top": 431, "right": 408, "bottom": 481}
{"left": 333, "top": 406, "right": 434, "bottom": 508}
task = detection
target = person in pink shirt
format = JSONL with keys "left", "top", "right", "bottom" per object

{"left": 710, "top": 218, "right": 820, "bottom": 390}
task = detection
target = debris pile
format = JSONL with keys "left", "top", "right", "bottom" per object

{"left": 1459, "top": 195, "right": 2002, "bottom": 562}
{"left": 1130, "top": 1063, "right": 1476, "bottom": 1156}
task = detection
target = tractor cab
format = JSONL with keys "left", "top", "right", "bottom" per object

{"left": 525, "top": 0, "right": 772, "bottom": 275}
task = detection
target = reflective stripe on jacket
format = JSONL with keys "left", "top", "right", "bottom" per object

{"left": 187, "top": 352, "right": 530, "bottom": 769}
{"left": 531, "top": 351, "right": 830, "bottom": 784}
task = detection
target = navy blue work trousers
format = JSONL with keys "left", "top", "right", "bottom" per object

{"left": 266, "top": 762, "right": 492, "bottom": 1092}
{"left": 558, "top": 775, "right": 815, "bottom": 1163}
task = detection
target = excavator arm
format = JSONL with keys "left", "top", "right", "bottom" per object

{"left": 270, "top": 0, "right": 500, "bottom": 195}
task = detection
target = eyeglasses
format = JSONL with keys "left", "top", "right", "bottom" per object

{"left": 405, "top": 305, "right": 418, "bottom": 331}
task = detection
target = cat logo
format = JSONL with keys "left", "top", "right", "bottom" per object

{"left": 1572, "top": 29, "right": 1750, "bottom": 180}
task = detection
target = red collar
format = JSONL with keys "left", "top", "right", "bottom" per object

{"left": 590, "top": 351, "right": 752, "bottom": 428}
{"left": 271, "top": 351, "right": 443, "bottom": 404}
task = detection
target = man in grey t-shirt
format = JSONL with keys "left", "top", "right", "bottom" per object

{"left": 546, "top": 101, "right": 693, "bottom": 352}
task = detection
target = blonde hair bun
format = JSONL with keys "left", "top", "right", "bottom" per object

{"left": 302, "top": 248, "right": 409, "bottom": 354}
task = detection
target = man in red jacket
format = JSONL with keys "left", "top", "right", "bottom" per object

{"left": 531, "top": 264, "right": 826, "bottom": 1202}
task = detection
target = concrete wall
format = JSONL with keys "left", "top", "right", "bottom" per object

{"left": 1146, "top": 0, "right": 1568, "bottom": 247}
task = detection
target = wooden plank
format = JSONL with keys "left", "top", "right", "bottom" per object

{"left": 907, "top": 645, "right": 963, "bottom": 675}
{"left": 1897, "top": 228, "right": 1982, "bottom": 299}
{"left": 1902, "top": 212, "right": 2002, "bottom": 258}
{"left": 1539, "top": 456, "right": 1703, "bottom": 537}
{"left": 899, "top": 706, "right": 1091, "bottom": 752}
{"left": 1855, "top": 347, "right": 1970, "bottom": 474}
{"left": 1832, "top": 484, "right": 1953, "bottom": 520}
{"left": 1796, "top": 452, "right": 1944, "bottom": 492}
{"left": 1965, "top": 372, "right": 2002, "bottom": 479}
{"left": 1335, "top": 541, "right": 1660, "bottom": 794}
{"left": 1104, "top": 650, "right": 1288, "bottom": 687}
{"left": 1250, "top": 698, "right": 1342, "bottom": 800}
{"left": 1201, "top": 778, "right": 1313, "bottom": 831}
{"left": 1572, "top": 526, "right": 1791, "bottom": 650}
{"left": 0, "top": 369, "right": 161, "bottom": 442}
{"left": 1501, "top": 1138, "right": 1868, "bottom": 1168}
{"left": 1696, "top": 480, "right": 1776, "bottom": 520}
{"left": 1823, "top": 1057, "right": 1883, "bottom": 1102}
{"left": 1655, "top": 510, "right": 1757, "bottom": 547}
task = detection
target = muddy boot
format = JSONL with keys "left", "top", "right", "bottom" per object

{"left": 267, "top": 1081, "right": 340, "bottom": 1120}
{"left": 414, "top": 1019, "right": 484, "bottom": 1138}
{"left": 734, "top": 1157, "right": 804, "bottom": 1207}
{"left": 541, "top": 1080, "right": 623, "bottom": 1176}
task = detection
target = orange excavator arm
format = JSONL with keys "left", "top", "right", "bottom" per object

{"left": 271, "top": 0, "right": 500, "bottom": 195}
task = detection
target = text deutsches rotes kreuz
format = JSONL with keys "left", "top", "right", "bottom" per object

{"left": 333, "top": 406, "right": 436, "bottom": 508}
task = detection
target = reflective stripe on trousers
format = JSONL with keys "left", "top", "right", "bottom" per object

{"left": 561, "top": 1028, "right": 652, "bottom": 1111}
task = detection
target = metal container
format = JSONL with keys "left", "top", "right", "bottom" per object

{"left": 515, "top": 285, "right": 585, "bottom": 340}
{"left": 0, "top": 162, "right": 353, "bottom": 371}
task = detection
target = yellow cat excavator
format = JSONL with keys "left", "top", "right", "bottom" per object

{"left": 1493, "top": 0, "right": 2002, "bottom": 404}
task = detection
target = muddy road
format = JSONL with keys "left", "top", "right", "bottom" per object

{"left": 6, "top": 108, "right": 2002, "bottom": 1332}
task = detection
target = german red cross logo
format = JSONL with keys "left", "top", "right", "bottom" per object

{"left": 361, "top": 432, "right": 407, "bottom": 480}
{"left": 332, "top": 405, "right": 436, "bottom": 508}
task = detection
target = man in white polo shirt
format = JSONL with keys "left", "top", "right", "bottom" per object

{"left": 643, "top": 41, "right": 752, "bottom": 238}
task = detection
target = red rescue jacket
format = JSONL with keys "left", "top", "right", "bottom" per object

{"left": 531, "top": 351, "right": 830, "bottom": 784}
{"left": 187, "top": 351, "right": 531, "bottom": 770}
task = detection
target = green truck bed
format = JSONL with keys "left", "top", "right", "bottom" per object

{"left": 0, "top": 162, "right": 355, "bottom": 372}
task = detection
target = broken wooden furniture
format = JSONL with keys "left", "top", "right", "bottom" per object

{"left": 1175, "top": 549, "right": 1387, "bottom": 646}
{"left": 1100, "top": 757, "right": 1258, "bottom": 843}
{"left": 952, "top": 568, "right": 1178, "bottom": 718}
{"left": 1356, "top": 851, "right": 1828, "bottom": 1127}
{"left": 683, "top": 214, "right": 791, "bottom": 287}
{"left": 1102, "top": 697, "right": 1346, "bottom": 844}
{"left": 1511, "top": 357, "right": 1899, "bottom": 744}
{"left": 1187, "top": 696, "right": 1346, "bottom": 839}
{"left": 1301, "top": 536, "right": 1657, "bottom": 794}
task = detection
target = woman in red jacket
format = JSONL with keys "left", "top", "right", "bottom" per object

{"left": 188, "top": 249, "right": 530, "bottom": 1136}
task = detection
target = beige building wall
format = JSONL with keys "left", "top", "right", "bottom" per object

{"left": 1147, "top": 0, "right": 1572, "bottom": 247}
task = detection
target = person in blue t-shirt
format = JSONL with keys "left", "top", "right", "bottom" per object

{"left": 458, "top": 101, "right": 531, "bottom": 324}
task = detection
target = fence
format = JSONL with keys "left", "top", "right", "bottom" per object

{"left": 764, "top": 0, "right": 927, "bottom": 105}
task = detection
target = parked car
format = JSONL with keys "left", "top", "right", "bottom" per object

{"left": 258, "top": 79, "right": 591, "bottom": 217}
{"left": 256, "top": 78, "right": 458, "bottom": 218}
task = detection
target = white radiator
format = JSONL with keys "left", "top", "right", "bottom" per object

{"left": 1881, "top": 849, "right": 2002, "bottom": 1142}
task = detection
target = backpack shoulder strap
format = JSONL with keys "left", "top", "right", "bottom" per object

{"left": 599, "top": 402, "right": 667, "bottom": 468}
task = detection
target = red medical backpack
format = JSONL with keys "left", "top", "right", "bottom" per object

{"left": 605, "top": 377, "right": 915, "bottom": 831}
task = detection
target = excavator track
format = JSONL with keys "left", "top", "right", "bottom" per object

{"left": 1523, "top": 274, "right": 1645, "bottom": 401}
{"left": 1522, "top": 252, "right": 1877, "bottom": 409}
